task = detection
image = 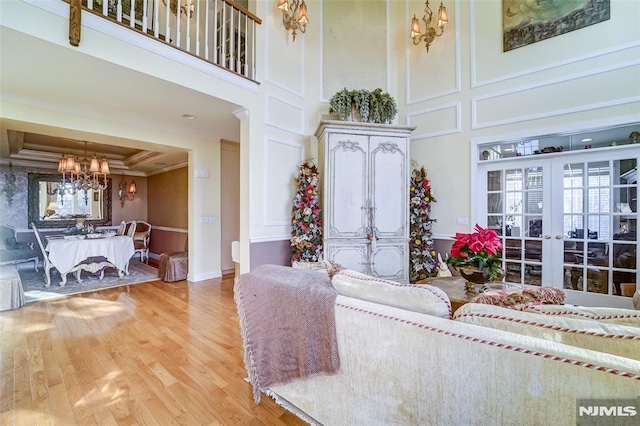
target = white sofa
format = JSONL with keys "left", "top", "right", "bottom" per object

{"left": 259, "top": 268, "right": 640, "bottom": 426}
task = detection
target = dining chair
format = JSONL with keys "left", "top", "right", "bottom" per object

{"left": 132, "top": 221, "right": 151, "bottom": 263}
{"left": 124, "top": 221, "right": 136, "bottom": 237}
{"left": 116, "top": 220, "right": 127, "bottom": 236}
{"left": 31, "top": 222, "right": 56, "bottom": 288}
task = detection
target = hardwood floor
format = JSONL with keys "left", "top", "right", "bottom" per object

{"left": 0, "top": 275, "right": 307, "bottom": 425}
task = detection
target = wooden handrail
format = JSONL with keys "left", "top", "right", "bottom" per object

{"left": 222, "top": 0, "right": 262, "bottom": 25}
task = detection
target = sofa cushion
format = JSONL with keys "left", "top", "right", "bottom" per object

{"left": 521, "top": 304, "right": 640, "bottom": 328}
{"left": 453, "top": 303, "right": 640, "bottom": 360}
{"left": 331, "top": 269, "right": 451, "bottom": 319}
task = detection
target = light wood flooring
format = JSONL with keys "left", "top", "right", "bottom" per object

{"left": 0, "top": 274, "right": 307, "bottom": 425}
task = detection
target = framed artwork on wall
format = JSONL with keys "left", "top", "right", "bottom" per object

{"left": 503, "top": 0, "right": 611, "bottom": 52}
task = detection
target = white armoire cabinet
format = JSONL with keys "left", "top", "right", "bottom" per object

{"left": 315, "top": 120, "right": 415, "bottom": 282}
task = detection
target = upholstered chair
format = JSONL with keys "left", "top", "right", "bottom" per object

{"left": 0, "top": 225, "right": 39, "bottom": 270}
{"left": 131, "top": 221, "right": 151, "bottom": 263}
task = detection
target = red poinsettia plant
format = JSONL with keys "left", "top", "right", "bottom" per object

{"left": 447, "top": 224, "right": 503, "bottom": 280}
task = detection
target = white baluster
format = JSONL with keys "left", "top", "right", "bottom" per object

{"left": 142, "top": 0, "right": 147, "bottom": 33}
{"left": 130, "top": 0, "right": 135, "bottom": 28}
{"left": 154, "top": 0, "right": 159, "bottom": 38}
{"left": 165, "top": 0, "right": 171, "bottom": 43}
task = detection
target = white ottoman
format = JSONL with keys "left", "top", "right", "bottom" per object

{"left": 0, "top": 265, "right": 25, "bottom": 311}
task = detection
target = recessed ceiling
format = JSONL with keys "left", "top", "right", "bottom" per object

{"left": 3, "top": 130, "right": 188, "bottom": 176}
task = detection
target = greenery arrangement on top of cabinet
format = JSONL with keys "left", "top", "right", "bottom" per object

{"left": 329, "top": 88, "right": 398, "bottom": 124}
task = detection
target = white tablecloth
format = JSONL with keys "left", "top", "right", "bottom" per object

{"left": 46, "top": 235, "right": 134, "bottom": 274}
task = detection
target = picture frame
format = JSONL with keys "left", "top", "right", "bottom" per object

{"left": 503, "top": 0, "right": 611, "bottom": 52}
{"left": 93, "top": 192, "right": 99, "bottom": 202}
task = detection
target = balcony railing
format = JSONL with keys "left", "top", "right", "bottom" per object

{"left": 81, "top": 0, "right": 261, "bottom": 81}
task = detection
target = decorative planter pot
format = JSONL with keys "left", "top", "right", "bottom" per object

{"left": 454, "top": 265, "right": 505, "bottom": 293}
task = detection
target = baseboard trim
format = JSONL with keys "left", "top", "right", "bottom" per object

{"left": 190, "top": 270, "right": 222, "bottom": 282}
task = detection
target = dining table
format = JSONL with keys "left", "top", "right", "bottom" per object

{"left": 45, "top": 235, "right": 135, "bottom": 287}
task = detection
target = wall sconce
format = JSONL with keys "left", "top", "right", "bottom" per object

{"left": 276, "top": 0, "right": 309, "bottom": 41}
{"left": 410, "top": 1, "right": 449, "bottom": 52}
{"left": 118, "top": 175, "right": 137, "bottom": 207}
{"left": 2, "top": 162, "right": 17, "bottom": 206}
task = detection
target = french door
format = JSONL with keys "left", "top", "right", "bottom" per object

{"left": 477, "top": 146, "right": 638, "bottom": 308}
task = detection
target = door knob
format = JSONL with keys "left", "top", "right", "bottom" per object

{"left": 542, "top": 235, "right": 551, "bottom": 239}
{"left": 555, "top": 235, "right": 563, "bottom": 240}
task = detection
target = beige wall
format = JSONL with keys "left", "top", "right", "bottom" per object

{"left": 111, "top": 174, "right": 147, "bottom": 224}
{"left": 147, "top": 168, "right": 188, "bottom": 229}
{"left": 220, "top": 140, "right": 240, "bottom": 272}
{"left": 322, "top": 0, "right": 388, "bottom": 98}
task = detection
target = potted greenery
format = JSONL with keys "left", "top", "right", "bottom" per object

{"left": 329, "top": 88, "right": 398, "bottom": 124}
{"left": 351, "top": 89, "right": 370, "bottom": 123}
{"left": 368, "top": 88, "right": 398, "bottom": 124}
{"left": 329, "top": 88, "right": 353, "bottom": 121}
{"left": 377, "top": 90, "right": 398, "bottom": 124}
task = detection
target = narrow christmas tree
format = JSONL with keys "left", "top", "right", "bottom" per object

{"left": 409, "top": 166, "right": 437, "bottom": 281}
{"left": 290, "top": 160, "right": 323, "bottom": 263}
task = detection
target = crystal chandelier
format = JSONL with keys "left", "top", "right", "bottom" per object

{"left": 48, "top": 141, "right": 111, "bottom": 205}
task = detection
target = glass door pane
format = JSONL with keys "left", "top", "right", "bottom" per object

{"left": 560, "top": 156, "right": 638, "bottom": 301}
{"left": 484, "top": 163, "right": 548, "bottom": 286}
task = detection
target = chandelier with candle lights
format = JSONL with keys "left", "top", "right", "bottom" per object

{"left": 48, "top": 141, "right": 111, "bottom": 205}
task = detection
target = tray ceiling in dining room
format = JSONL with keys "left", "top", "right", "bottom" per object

{"left": 3, "top": 130, "right": 188, "bottom": 176}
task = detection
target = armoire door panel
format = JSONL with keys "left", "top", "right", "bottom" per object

{"left": 370, "top": 136, "right": 408, "bottom": 238}
{"left": 327, "top": 134, "right": 369, "bottom": 238}
{"left": 325, "top": 241, "right": 369, "bottom": 275}
{"left": 369, "top": 241, "right": 408, "bottom": 281}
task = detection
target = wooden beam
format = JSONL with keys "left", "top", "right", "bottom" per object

{"left": 69, "top": 0, "right": 81, "bottom": 46}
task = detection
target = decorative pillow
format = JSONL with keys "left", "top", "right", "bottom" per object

{"left": 292, "top": 260, "right": 345, "bottom": 279}
{"left": 470, "top": 287, "right": 565, "bottom": 309}
{"left": 453, "top": 303, "right": 640, "bottom": 361}
{"left": 331, "top": 269, "right": 451, "bottom": 319}
{"left": 522, "top": 304, "right": 640, "bottom": 328}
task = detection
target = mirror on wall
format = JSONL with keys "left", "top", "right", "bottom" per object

{"left": 28, "top": 173, "right": 112, "bottom": 229}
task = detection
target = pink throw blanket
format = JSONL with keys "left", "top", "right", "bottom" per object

{"left": 234, "top": 264, "right": 340, "bottom": 403}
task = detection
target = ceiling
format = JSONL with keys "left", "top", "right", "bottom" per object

{"left": 0, "top": 24, "right": 243, "bottom": 177}
{"left": 3, "top": 130, "right": 189, "bottom": 176}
